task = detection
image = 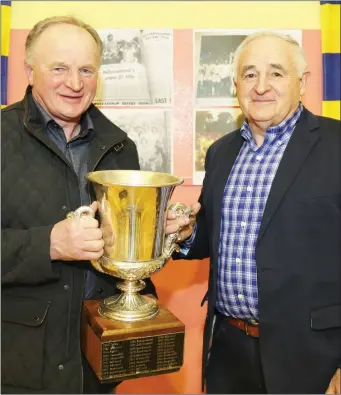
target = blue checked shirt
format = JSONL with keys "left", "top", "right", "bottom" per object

{"left": 216, "top": 103, "right": 303, "bottom": 322}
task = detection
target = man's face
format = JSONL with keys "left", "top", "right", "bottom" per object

{"left": 26, "top": 23, "right": 101, "bottom": 123}
{"left": 235, "top": 36, "right": 309, "bottom": 127}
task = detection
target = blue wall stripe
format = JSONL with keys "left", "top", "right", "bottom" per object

{"left": 322, "top": 53, "right": 341, "bottom": 101}
{"left": 1, "top": 56, "right": 8, "bottom": 105}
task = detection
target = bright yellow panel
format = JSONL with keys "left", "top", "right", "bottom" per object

{"left": 1, "top": 5, "right": 11, "bottom": 56}
{"left": 322, "top": 101, "right": 341, "bottom": 120}
{"left": 12, "top": 1, "right": 320, "bottom": 29}
{"left": 321, "top": 4, "right": 340, "bottom": 53}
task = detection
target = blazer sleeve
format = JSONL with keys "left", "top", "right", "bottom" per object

{"left": 173, "top": 144, "right": 213, "bottom": 261}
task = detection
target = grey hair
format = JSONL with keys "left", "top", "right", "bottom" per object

{"left": 25, "top": 15, "right": 103, "bottom": 66}
{"left": 233, "top": 31, "right": 307, "bottom": 80}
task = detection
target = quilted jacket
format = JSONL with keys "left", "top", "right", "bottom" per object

{"left": 1, "top": 87, "right": 156, "bottom": 393}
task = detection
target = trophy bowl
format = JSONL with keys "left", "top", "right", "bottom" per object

{"left": 75, "top": 170, "right": 191, "bottom": 322}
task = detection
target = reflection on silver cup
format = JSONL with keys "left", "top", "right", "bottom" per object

{"left": 72, "top": 170, "right": 191, "bottom": 322}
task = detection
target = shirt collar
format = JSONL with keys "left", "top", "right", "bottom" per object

{"left": 32, "top": 97, "right": 94, "bottom": 138}
{"left": 240, "top": 102, "right": 303, "bottom": 146}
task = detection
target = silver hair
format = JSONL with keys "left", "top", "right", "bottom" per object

{"left": 233, "top": 31, "right": 307, "bottom": 80}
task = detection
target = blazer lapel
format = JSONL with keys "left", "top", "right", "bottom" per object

{"left": 212, "top": 132, "right": 244, "bottom": 255}
{"left": 257, "top": 109, "right": 320, "bottom": 244}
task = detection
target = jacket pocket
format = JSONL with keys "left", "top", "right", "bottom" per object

{"left": 1, "top": 296, "right": 51, "bottom": 390}
{"left": 311, "top": 304, "right": 341, "bottom": 330}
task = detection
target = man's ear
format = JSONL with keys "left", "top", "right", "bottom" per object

{"left": 25, "top": 62, "right": 34, "bottom": 86}
{"left": 300, "top": 70, "right": 310, "bottom": 96}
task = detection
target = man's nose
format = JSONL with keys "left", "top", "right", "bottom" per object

{"left": 64, "top": 71, "right": 83, "bottom": 91}
{"left": 254, "top": 74, "right": 271, "bottom": 95}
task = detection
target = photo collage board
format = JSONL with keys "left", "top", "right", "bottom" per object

{"left": 95, "top": 28, "right": 302, "bottom": 185}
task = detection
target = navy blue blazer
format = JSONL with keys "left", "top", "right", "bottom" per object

{"left": 182, "top": 108, "right": 341, "bottom": 393}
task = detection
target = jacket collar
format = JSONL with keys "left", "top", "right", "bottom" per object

{"left": 22, "top": 85, "right": 127, "bottom": 147}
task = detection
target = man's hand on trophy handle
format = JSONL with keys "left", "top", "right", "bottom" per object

{"left": 177, "top": 202, "right": 200, "bottom": 242}
{"left": 50, "top": 201, "right": 104, "bottom": 261}
{"left": 165, "top": 202, "right": 201, "bottom": 242}
{"left": 67, "top": 202, "right": 97, "bottom": 219}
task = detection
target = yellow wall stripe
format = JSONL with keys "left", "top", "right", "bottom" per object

{"left": 1, "top": 4, "right": 11, "bottom": 56}
{"left": 322, "top": 100, "right": 341, "bottom": 120}
{"left": 321, "top": 3, "right": 340, "bottom": 53}
{"left": 11, "top": 1, "right": 320, "bottom": 29}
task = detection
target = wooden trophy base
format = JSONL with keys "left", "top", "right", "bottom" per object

{"left": 81, "top": 299, "right": 185, "bottom": 383}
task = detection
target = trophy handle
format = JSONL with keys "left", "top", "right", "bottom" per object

{"left": 66, "top": 205, "right": 96, "bottom": 219}
{"left": 163, "top": 202, "right": 192, "bottom": 259}
{"left": 66, "top": 205, "right": 106, "bottom": 273}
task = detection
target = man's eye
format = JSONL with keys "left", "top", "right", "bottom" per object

{"left": 272, "top": 72, "right": 283, "bottom": 77}
{"left": 245, "top": 73, "right": 256, "bottom": 79}
{"left": 52, "top": 67, "right": 66, "bottom": 74}
{"left": 80, "top": 69, "right": 93, "bottom": 75}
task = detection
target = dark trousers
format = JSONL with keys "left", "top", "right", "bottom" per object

{"left": 206, "top": 313, "right": 267, "bottom": 394}
{"left": 82, "top": 355, "right": 119, "bottom": 394}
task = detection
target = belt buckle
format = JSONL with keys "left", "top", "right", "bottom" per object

{"left": 245, "top": 319, "right": 258, "bottom": 336}
{"left": 245, "top": 321, "right": 250, "bottom": 336}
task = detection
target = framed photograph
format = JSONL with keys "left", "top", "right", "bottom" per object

{"left": 194, "top": 29, "right": 302, "bottom": 107}
{"left": 100, "top": 109, "right": 173, "bottom": 173}
{"left": 95, "top": 29, "right": 173, "bottom": 106}
{"left": 193, "top": 108, "right": 244, "bottom": 184}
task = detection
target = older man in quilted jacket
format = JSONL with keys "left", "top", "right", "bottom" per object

{"left": 1, "top": 16, "right": 156, "bottom": 394}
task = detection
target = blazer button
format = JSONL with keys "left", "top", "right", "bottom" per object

{"left": 97, "top": 288, "right": 104, "bottom": 293}
{"left": 58, "top": 364, "right": 64, "bottom": 371}
{"left": 64, "top": 284, "right": 70, "bottom": 291}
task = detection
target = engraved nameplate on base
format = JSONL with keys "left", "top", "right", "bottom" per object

{"left": 81, "top": 299, "right": 185, "bottom": 383}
